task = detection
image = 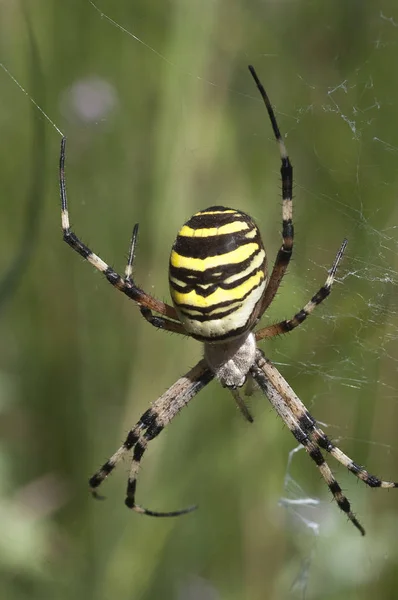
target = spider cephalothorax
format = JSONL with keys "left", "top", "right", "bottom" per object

{"left": 59, "top": 65, "right": 398, "bottom": 535}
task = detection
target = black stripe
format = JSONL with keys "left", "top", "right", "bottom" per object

{"left": 173, "top": 230, "right": 258, "bottom": 260}
{"left": 282, "top": 219, "right": 293, "bottom": 242}
{"left": 139, "top": 409, "right": 156, "bottom": 426}
{"left": 291, "top": 426, "right": 308, "bottom": 445}
{"left": 348, "top": 462, "right": 361, "bottom": 476}
{"left": 200, "top": 205, "right": 234, "bottom": 212}
{"left": 170, "top": 266, "right": 264, "bottom": 298}
{"left": 281, "top": 161, "right": 293, "bottom": 200}
{"left": 328, "top": 480, "right": 342, "bottom": 495}
{"left": 309, "top": 446, "right": 325, "bottom": 466}
{"left": 133, "top": 442, "right": 145, "bottom": 461}
{"left": 179, "top": 304, "right": 239, "bottom": 323}
{"left": 315, "top": 433, "right": 334, "bottom": 453}
{"left": 89, "top": 474, "right": 103, "bottom": 488}
{"left": 64, "top": 231, "right": 92, "bottom": 259}
{"left": 125, "top": 496, "right": 135, "bottom": 509}
{"left": 365, "top": 474, "right": 382, "bottom": 488}
{"left": 294, "top": 309, "right": 307, "bottom": 324}
{"left": 89, "top": 461, "right": 114, "bottom": 488}
{"left": 105, "top": 267, "right": 123, "bottom": 286}
{"left": 145, "top": 424, "right": 164, "bottom": 440}
{"left": 274, "top": 247, "right": 292, "bottom": 267}
{"left": 124, "top": 430, "right": 139, "bottom": 450}
{"left": 126, "top": 478, "right": 136, "bottom": 496}
{"left": 186, "top": 208, "right": 251, "bottom": 230}
{"left": 298, "top": 412, "right": 316, "bottom": 433}
{"left": 329, "top": 481, "right": 352, "bottom": 514}
{"left": 278, "top": 321, "right": 294, "bottom": 333}
{"left": 336, "top": 495, "right": 351, "bottom": 513}
{"left": 312, "top": 286, "right": 330, "bottom": 305}
{"left": 125, "top": 479, "right": 137, "bottom": 507}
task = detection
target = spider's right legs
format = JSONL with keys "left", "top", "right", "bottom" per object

{"left": 59, "top": 137, "right": 185, "bottom": 335}
{"left": 89, "top": 359, "right": 214, "bottom": 516}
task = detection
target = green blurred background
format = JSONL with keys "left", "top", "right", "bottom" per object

{"left": 1, "top": 1, "right": 398, "bottom": 599}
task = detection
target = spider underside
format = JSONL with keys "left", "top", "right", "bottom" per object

{"left": 59, "top": 65, "right": 398, "bottom": 536}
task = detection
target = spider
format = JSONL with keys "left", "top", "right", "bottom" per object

{"left": 59, "top": 65, "right": 397, "bottom": 536}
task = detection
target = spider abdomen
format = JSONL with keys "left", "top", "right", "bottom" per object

{"left": 169, "top": 206, "right": 267, "bottom": 341}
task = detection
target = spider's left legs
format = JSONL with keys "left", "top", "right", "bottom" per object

{"left": 256, "top": 239, "right": 347, "bottom": 341}
{"left": 257, "top": 353, "right": 398, "bottom": 488}
{"left": 89, "top": 360, "right": 214, "bottom": 516}
{"left": 59, "top": 138, "right": 185, "bottom": 335}
{"left": 251, "top": 355, "right": 365, "bottom": 535}
{"left": 248, "top": 66, "right": 294, "bottom": 316}
{"left": 310, "top": 425, "right": 398, "bottom": 490}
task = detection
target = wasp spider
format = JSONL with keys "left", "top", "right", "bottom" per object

{"left": 59, "top": 65, "right": 398, "bottom": 535}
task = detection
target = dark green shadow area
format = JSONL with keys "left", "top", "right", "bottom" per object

{"left": 1, "top": 1, "right": 398, "bottom": 599}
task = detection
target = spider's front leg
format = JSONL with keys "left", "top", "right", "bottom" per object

{"left": 59, "top": 137, "right": 185, "bottom": 335}
{"left": 248, "top": 66, "right": 294, "bottom": 316}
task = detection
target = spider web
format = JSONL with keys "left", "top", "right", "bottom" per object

{"left": 82, "top": 5, "right": 398, "bottom": 597}
{"left": 2, "top": 2, "right": 398, "bottom": 599}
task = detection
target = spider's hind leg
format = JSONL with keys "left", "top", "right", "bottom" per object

{"left": 89, "top": 360, "right": 214, "bottom": 516}
{"left": 309, "top": 427, "right": 398, "bottom": 491}
{"left": 251, "top": 354, "right": 366, "bottom": 535}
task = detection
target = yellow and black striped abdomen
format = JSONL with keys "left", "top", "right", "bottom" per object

{"left": 169, "top": 207, "right": 268, "bottom": 341}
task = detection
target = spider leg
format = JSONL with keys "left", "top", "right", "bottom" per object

{"left": 256, "top": 351, "right": 398, "bottom": 490}
{"left": 311, "top": 430, "right": 398, "bottom": 489}
{"left": 124, "top": 223, "right": 186, "bottom": 333}
{"left": 229, "top": 387, "right": 254, "bottom": 423}
{"left": 251, "top": 355, "right": 365, "bottom": 535}
{"left": 248, "top": 66, "right": 294, "bottom": 317}
{"left": 59, "top": 137, "right": 185, "bottom": 335}
{"left": 89, "top": 359, "right": 214, "bottom": 516}
{"left": 256, "top": 239, "right": 347, "bottom": 341}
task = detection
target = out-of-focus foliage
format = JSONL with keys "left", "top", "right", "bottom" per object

{"left": 1, "top": 1, "right": 398, "bottom": 599}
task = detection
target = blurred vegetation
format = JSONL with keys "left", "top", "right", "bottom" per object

{"left": 1, "top": 1, "right": 398, "bottom": 599}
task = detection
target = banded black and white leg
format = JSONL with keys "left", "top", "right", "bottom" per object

{"left": 89, "top": 360, "right": 214, "bottom": 516}
{"left": 250, "top": 355, "right": 365, "bottom": 535}
{"left": 257, "top": 353, "right": 398, "bottom": 490}
{"left": 124, "top": 221, "right": 187, "bottom": 333}
{"left": 248, "top": 65, "right": 294, "bottom": 315}
{"left": 254, "top": 351, "right": 398, "bottom": 534}
{"left": 255, "top": 239, "right": 347, "bottom": 341}
{"left": 59, "top": 137, "right": 186, "bottom": 336}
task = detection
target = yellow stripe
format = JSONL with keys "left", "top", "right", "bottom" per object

{"left": 170, "top": 243, "right": 259, "bottom": 272}
{"left": 179, "top": 221, "right": 249, "bottom": 238}
{"left": 223, "top": 249, "right": 265, "bottom": 285}
{"left": 171, "top": 270, "right": 264, "bottom": 308}
{"left": 169, "top": 275, "right": 187, "bottom": 288}
{"left": 196, "top": 209, "right": 237, "bottom": 216}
